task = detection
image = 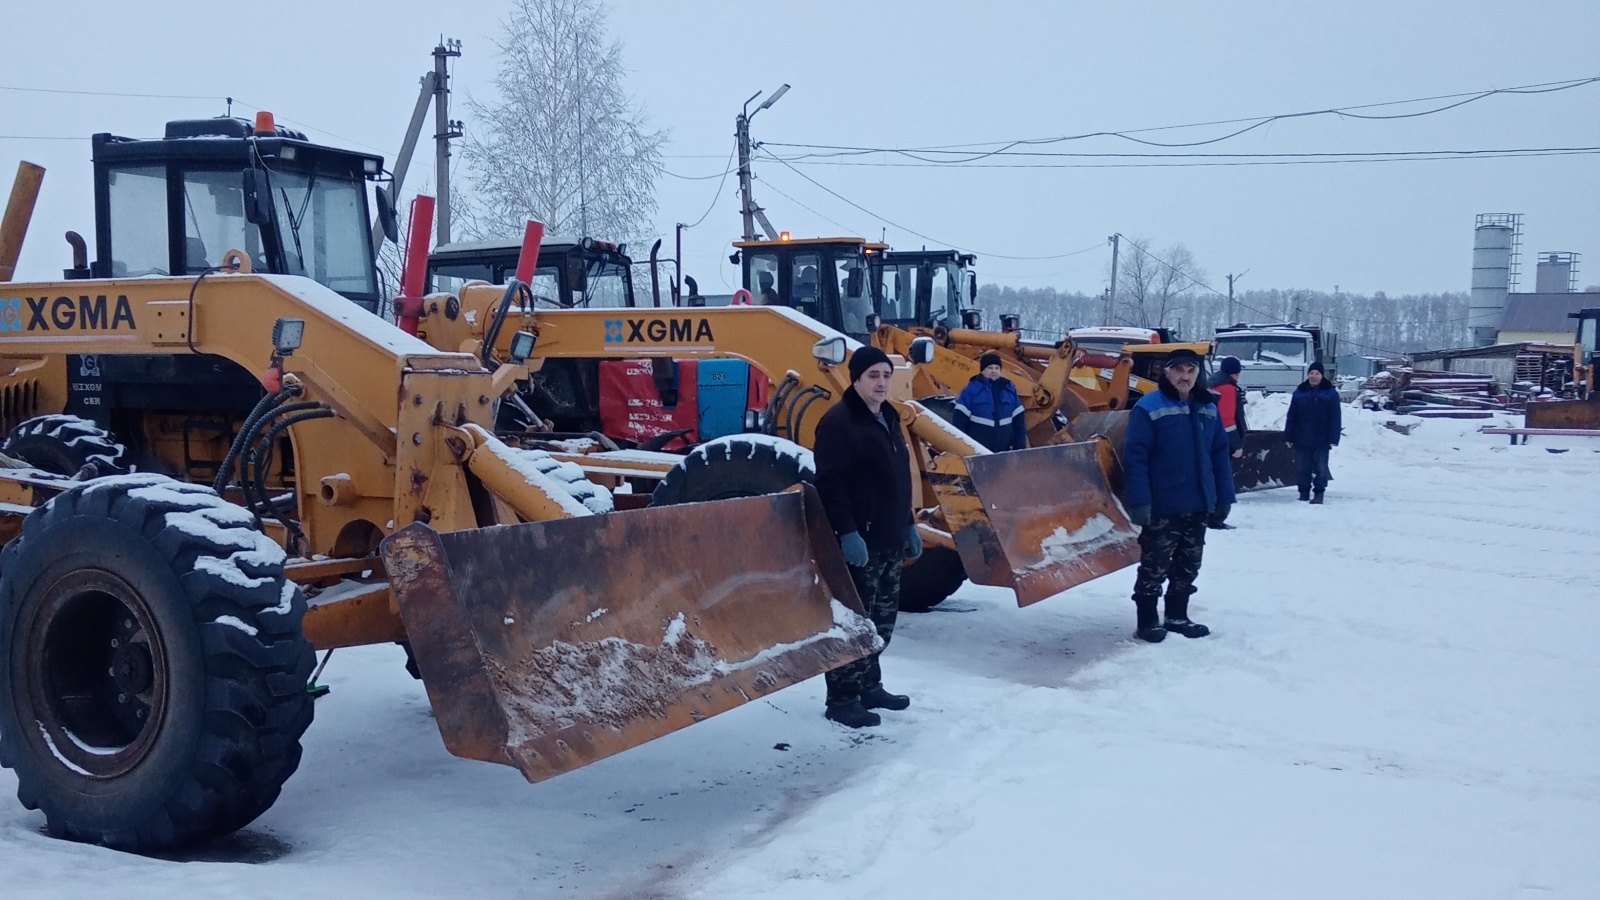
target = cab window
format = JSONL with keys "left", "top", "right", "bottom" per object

{"left": 180, "top": 169, "right": 263, "bottom": 273}
{"left": 748, "top": 252, "right": 780, "bottom": 305}
{"left": 790, "top": 254, "right": 822, "bottom": 312}
{"left": 108, "top": 166, "right": 170, "bottom": 277}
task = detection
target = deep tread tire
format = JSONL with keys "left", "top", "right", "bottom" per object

{"left": 897, "top": 546, "right": 967, "bottom": 613}
{"left": 2, "top": 414, "right": 127, "bottom": 477}
{"left": 0, "top": 474, "right": 315, "bottom": 853}
{"left": 649, "top": 436, "right": 814, "bottom": 506}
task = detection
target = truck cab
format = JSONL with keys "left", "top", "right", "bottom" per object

{"left": 733, "top": 237, "right": 882, "bottom": 340}
{"left": 1214, "top": 323, "right": 1337, "bottom": 393}
{"left": 88, "top": 114, "right": 388, "bottom": 312}
{"left": 426, "top": 236, "right": 637, "bottom": 308}
{"left": 875, "top": 249, "right": 977, "bottom": 331}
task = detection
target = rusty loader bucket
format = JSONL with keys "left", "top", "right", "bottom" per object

{"left": 1525, "top": 399, "right": 1600, "bottom": 431}
{"left": 1068, "top": 411, "right": 1296, "bottom": 494}
{"left": 929, "top": 439, "right": 1142, "bottom": 607}
{"left": 379, "top": 486, "right": 879, "bottom": 782}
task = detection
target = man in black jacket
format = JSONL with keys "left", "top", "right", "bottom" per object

{"left": 814, "top": 346, "right": 919, "bottom": 728}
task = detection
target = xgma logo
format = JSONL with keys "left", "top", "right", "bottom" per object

{"left": 604, "top": 319, "right": 626, "bottom": 343}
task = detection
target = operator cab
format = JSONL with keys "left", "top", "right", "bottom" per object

{"left": 426, "top": 236, "right": 637, "bottom": 308}
{"left": 88, "top": 114, "right": 388, "bottom": 312}
{"left": 733, "top": 237, "right": 881, "bottom": 340}
{"left": 874, "top": 249, "right": 977, "bottom": 331}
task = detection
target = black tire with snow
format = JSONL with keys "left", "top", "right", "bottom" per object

{"left": 897, "top": 546, "right": 967, "bottom": 613}
{"left": 649, "top": 436, "right": 813, "bottom": 506}
{"left": 0, "top": 475, "right": 315, "bottom": 852}
{"left": 2, "top": 414, "right": 127, "bottom": 477}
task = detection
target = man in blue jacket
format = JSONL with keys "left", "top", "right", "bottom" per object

{"left": 1285, "top": 361, "right": 1342, "bottom": 504}
{"left": 1123, "top": 348, "right": 1236, "bottom": 643}
{"left": 952, "top": 352, "right": 1028, "bottom": 452}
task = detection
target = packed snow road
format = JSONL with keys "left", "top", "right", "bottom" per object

{"left": 2, "top": 403, "right": 1596, "bottom": 899}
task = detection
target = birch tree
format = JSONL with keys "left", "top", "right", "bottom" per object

{"left": 462, "top": 0, "right": 665, "bottom": 243}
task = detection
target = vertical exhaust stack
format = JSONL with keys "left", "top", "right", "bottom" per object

{"left": 1470, "top": 214, "right": 1519, "bottom": 347}
{"left": 0, "top": 162, "right": 45, "bottom": 283}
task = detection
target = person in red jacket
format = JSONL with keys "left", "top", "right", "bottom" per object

{"left": 1205, "top": 356, "right": 1247, "bottom": 529}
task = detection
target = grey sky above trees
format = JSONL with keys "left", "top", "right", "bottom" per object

{"left": 4, "top": 0, "right": 1596, "bottom": 304}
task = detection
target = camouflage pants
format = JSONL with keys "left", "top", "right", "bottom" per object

{"left": 824, "top": 546, "right": 903, "bottom": 703}
{"left": 1132, "top": 513, "right": 1209, "bottom": 612}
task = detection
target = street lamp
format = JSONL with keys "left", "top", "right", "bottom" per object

{"left": 736, "top": 83, "right": 791, "bottom": 241}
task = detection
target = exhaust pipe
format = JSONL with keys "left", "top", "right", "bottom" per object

{"left": 0, "top": 161, "right": 45, "bottom": 283}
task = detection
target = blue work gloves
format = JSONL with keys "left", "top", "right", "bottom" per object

{"left": 1128, "top": 504, "right": 1152, "bottom": 527}
{"left": 840, "top": 531, "right": 869, "bottom": 567}
{"left": 904, "top": 525, "right": 923, "bottom": 561}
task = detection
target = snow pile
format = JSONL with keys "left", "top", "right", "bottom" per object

{"left": 478, "top": 438, "right": 610, "bottom": 516}
{"left": 490, "top": 600, "right": 879, "bottom": 739}
{"left": 1027, "top": 514, "right": 1132, "bottom": 573}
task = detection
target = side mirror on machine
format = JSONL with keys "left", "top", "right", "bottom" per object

{"left": 241, "top": 168, "right": 273, "bottom": 225}
{"left": 908, "top": 336, "right": 936, "bottom": 366}
{"left": 567, "top": 257, "right": 588, "bottom": 296}
{"left": 374, "top": 186, "right": 400, "bottom": 245}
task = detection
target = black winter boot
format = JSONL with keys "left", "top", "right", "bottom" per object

{"left": 1311, "top": 490, "right": 1325, "bottom": 505}
{"left": 1134, "top": 597, "right": 1166, "bottom": 643}
{"left": 825, "top": 699, "right": 881, "bottom": 728}
{"left": 1164, "top": 592, "right": 1211, "bottom": 639}
{"left": 1298, "top": 488, "right": 1311, "bottom": 502}
{"left": 861, "top": 686, "right": 910, "bottom": 710}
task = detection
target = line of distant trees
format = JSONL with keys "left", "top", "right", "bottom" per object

{"left": 974, "top": 238, "right": 1472, "bottom": 355}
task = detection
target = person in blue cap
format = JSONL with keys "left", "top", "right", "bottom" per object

{"left": 1122, "top": 347, "right": 1236, "bottom": 643}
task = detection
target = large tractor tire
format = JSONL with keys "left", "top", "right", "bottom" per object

{"left": 897, "top": 546, "right": 968, "bottom": 613}
{"left": 2, "top": 414, "right": 127, "bottom": 477}
{"left": 649, "top": 435, "right": 814, "bottom": 506}
{"left": 0, "top": 475, "right": 315, "bottom": 853}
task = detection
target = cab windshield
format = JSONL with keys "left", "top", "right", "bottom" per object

{"left": 269, "top": 170, "right": 376, "bottom": 297}
{"left": 1217, "top": 336, "right": 1309, "bottom": 365}
{"left": 576, "top": 259, "right": 631, "bottom": 308}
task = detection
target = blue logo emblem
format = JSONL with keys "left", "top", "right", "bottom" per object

{"left": 604, "top": 319, "right": 625, "bottom": 343}
{"left": 0, "top": 298, "right": 21, "bottom": 333}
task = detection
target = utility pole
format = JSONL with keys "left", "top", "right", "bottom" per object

{"left": 372, "top": 70, "right": 439, "bottom": 255}
{"left": 432, "top": 38, "right": 463, "bottom": 247}
{"left": 1106, "top": 233, "right": 1120, "bottom": 323}
{"left": 736, "top": 84, "right": 788, "bottom": 242}
{"left": 1225, "top": 269, "right": 1249, "bottom": 326}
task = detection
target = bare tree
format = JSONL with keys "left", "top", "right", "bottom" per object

{"left": 461, "top": 0, "right": 666, "bottom": 244}
{"left": 1114, "top": 238, "right": 1206, "bottom": 329}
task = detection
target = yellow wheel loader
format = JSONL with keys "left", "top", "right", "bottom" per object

{"left": 420, "top": 233, "right": 1142, "bottom": 613}
{"left": 0, "top": 120, "right": 878, "bottom": 854}
{"left": 414, "top": 277, "right": 1141, "bottom": 616}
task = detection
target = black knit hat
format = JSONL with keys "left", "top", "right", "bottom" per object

{"left": 1220, "top": 355, "right": 1242, "bottom": 375}
{"left": 979, "top": 352, "right": 1003, "bottom": 370}
{"left": 848, "top": 345, "right": 894, "bottom": 382}
{"left": 1162, "top": 347, "right": 1204, "bottom": 369}
{"left": 1307, "top": 361, "right": 1325, "bottom": 375}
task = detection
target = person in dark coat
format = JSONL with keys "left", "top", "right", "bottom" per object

{"left": 1122, "top": 348, "right": 1236, "bottom": 643}
{"left": 1206, "top": 356, "right": 1248, "bottom": 529}
{"left": 1284, "top": 361, "right": 1341, "bottom": 504}
{"left": 952, "top": 352, "right": 1028, "bottom": 452}
{"left": 813, "top": 345, "right": 918, "bottom": 728}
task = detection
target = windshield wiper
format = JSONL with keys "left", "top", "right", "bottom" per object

{"left": 276, "top": 171, "right": 318, "bottom": 275}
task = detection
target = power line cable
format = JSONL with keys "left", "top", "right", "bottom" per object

{"left": 765, "top": 147, "right": 1600, "bottom": 169}
{"left": 762, "top": 75, "right": 1600, "bottom": 161}
{"left": 760, "top": 149, "right": 1103, "bottom": 261}
{"left": 678, "top": 145, "right": 738, "bottom": 229}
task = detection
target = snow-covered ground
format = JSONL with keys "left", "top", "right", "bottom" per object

{"left": 3, "top": 403, "right": 1597, "bottom": 899}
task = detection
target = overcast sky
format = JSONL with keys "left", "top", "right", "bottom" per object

{"left": 5, "top": 0, "right": 1597, "bottom": 298}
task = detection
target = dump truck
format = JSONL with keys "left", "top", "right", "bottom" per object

{"left": 0, "top": 117, "right": 880, "bottom": 853}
